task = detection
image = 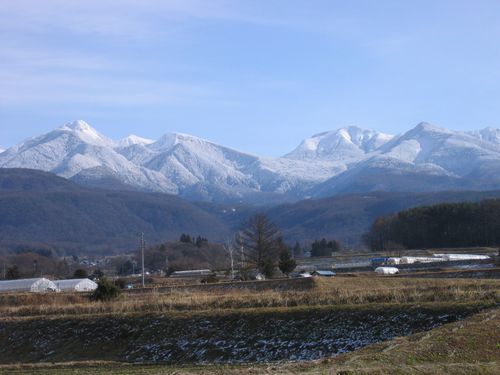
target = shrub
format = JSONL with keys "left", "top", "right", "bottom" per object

{"left": 200, "top": 273, "right": 219, "bottom": 284}
{"left": 91, "top": 277, "right": 121, "bottom": 301}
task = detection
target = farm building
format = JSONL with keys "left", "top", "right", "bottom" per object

{"left": 312, "top": 270, "right": 336, "bottom": 277}
{"left": 170, "top": 269, "right": 212, "bottom": 278}
{"left": 54, "top": 278, "right": 98, "bottom": 292}
{"left": 0, "top": 278, "right": 58, "bottom": 293}
{"left": 374, "top": 267, "right": 399, "bottom": 275}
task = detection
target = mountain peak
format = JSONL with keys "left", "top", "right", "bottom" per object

{"left": 117, "top": 134, "right": 154, "bottom": 148}
{"left": 285, "top": 126, "right": 393, "bottom": 161}
{"left": 412, "top": 122, "right": 450, "bottom": 133}
{"left": 59, "top": 120, "right": 114, "bottom": 147}
{"left": 150, "top": 132, "right": 209, "bottom": 152}
{"left": 63, "top": 119, "right": 93, "bottom": 131}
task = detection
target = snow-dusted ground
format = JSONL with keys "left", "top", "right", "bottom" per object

{"left": 1, "top": 120, "right": 500, "bottom": 202}
{"left": 0, "top": 305, "right": 474, "bottom": 364}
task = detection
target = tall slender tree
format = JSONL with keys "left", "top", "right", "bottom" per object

{"left": 238, "top": 214, "right": 281, "bottom": 274}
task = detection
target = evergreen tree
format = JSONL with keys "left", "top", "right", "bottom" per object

{"left": 73, "top": 268, "right": 88, "bottom": 278}
{"left": 6, "top": 265, "right": 20, "bottom": 280}
{"left": 179, "top": 234, "right": 192, "bottom": 243}
{"left": 278, "top": 247, "right": 297, "bottom": 276}
{"left": 261, "top": 258, "right": 275, "bottom": 279}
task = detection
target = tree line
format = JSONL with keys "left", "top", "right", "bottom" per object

{"left": 363, "top": 199, "right": 500, "bottom": 251}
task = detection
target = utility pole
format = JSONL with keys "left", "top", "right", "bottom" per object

{"left": 224, "top": 239, "right": 235, "bottom": 279}
{"left": 141, "top": 232, "right": 145, "bottom": 288}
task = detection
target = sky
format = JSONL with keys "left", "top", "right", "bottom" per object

{"left": 1, "top": 0, "right": 500, "bottom": 156}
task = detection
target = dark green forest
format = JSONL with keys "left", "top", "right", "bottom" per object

{"left": 364, "top": 199, "right": 500, "bottom": 251}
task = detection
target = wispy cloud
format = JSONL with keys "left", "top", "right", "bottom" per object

{"left": 0, "top": 1, "right": 256, "bottom": 109}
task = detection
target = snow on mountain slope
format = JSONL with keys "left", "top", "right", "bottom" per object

{"left": 59, "top": 120, "right": 115, "bottom": 147}
{"left": 144, "top": 133, "right": 260, "bottom": 193}
{"left": 378, "top": 122, "right": 500, "bottom": 176}
{"left": 0, "top": 122, "right": 337, "bottom": 202}
{"left": 2, "top": 120, "right": 500, "bottom": 202}
{"left": 134, "top": 132, "right": 335, "bottom": 201}
{"left": 0, "top": 121, "right": 176, "bottom": 193}
{"left": 311, "top": 122, "right": 500, "bottom": 197}
{"left": 285, "top": 126, "right": 393, "bottom": 161}
{"left": 0, "top": 148, "right": 4, "bottom": 154}
{"left": 117, "top": 134, "right": 154, "bottom": 147}
{"left": 468, "top": 127, "right": 500, "bottom": 147}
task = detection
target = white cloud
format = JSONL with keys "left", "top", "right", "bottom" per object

{"left": 0, "top": 1, "right": 249, "bottom": 108}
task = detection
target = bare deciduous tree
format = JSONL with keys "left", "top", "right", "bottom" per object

{"left": 238, "top": 214, "right": 281, "bottom": 275}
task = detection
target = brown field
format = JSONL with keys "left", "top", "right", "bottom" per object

{"left": 0, "top": 306, "right": 499, "bottom": 374}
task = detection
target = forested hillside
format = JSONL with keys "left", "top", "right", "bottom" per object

{"left": 0, "top": 169, "right": 230, "bottom": 255}
{"left": 364, "top": 200, "right": 500, "bottom": 250}
{"left": 2, "top": 169, "right": 500, "bottom": 255}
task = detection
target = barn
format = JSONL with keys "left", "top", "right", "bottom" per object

{"left": 0, "top": 278, "right": 59, "bottom": 293}
{"left": 54, "top": 278, "right": 98, "bottom": 292}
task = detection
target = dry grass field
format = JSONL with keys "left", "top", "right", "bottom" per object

{"left": 0, "top": 276, "right": 498, "bottom": 318}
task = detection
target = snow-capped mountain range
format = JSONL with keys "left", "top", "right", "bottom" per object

{"left": 1, "top": 120, "right": 500, "bottom": 203}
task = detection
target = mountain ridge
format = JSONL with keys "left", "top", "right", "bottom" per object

{"left": 1, "top": 120, "right": 500, "bottom": 203}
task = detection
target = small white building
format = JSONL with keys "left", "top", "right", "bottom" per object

{"left": 386, "top": 257, "right": 401, "bottom": 265}
{"left": 375, "top": 266, "right": 399, "bottom": 275}
{"left": 0, "top": 278, "right": 59, "bottom": 293}
{"left": 54, "top": 278, "right": 98, "bottom": 292}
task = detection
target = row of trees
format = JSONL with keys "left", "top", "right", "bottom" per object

{"left": 364, "top": 199, "right": 500, "bottom": 251}
{"left": 179, "top": 234, "right": 208, "bottom": 247}
{"left": 0, "top": 251, "right": 83, "bottom": 280}
{"left": 310, "top": 239, "right": 341, "bottom": 257}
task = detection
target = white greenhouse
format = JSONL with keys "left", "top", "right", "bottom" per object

{"left": 434, "top": 254, "right": 490, "bottom": 261}
{"left": 54, "top": 278, "right": 98, "bottom": 292}
{"left": 0, "top": 278, "right": 59, "bottom": 293}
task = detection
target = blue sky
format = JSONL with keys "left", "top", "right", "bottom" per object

{"left": 1, "top": 0, "right": 500, "bottom": 156}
